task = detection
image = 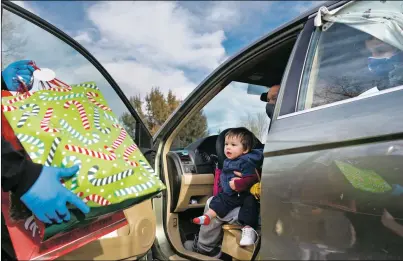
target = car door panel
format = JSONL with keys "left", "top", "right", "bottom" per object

{"left": 266, "top": 89, "right": 403, "bottom": 155}
{"left": 2, "top": 2, "right": 156, "bottom": 260}
{"left": 262, "top": 140, "right": 403, "bottom": 260}
{"left": 261, "top": 48, "right": 403, "bottom": 261}
{"left": 58, "top": 200, "right": 156, "bottom": 260}
{"left": 262, "top": 1, "right": 403, "bottom": 257}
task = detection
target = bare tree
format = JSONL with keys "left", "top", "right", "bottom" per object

{"left": 238, "top": 112, "right": 269, "bottom": 142}
{"left": 121, "top": 89, "right": 208, "bottom": 149}
{"left": 312, "top": 75, "right": 379, "bottom": 107}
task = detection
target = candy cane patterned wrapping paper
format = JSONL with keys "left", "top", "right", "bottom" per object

{"left": 1, "top": 81, "right": 166, "bottom": 209}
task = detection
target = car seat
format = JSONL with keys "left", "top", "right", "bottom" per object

{"left": 213, "top": 128, "right": 264, "bottom": 196}
{"left": 213, "top": 128, "right": 264, "bottom": 260}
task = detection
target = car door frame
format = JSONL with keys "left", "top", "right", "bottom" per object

{"left": 2, "top": 1, "right": 152, "bottom": 148}
{"left": 150, "top": 22, "right": 304, "bottom": 260}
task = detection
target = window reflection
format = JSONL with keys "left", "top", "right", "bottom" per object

{"left": 265, "top": 140, "right": 403, "bottom": 259}
{"left": 298, "top": 23, "right": 403, "bottom": 111}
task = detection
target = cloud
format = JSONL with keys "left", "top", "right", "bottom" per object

{"left": 203, "top": 82, "right": 268, "bottom": 134}
{"left": 183, "top": 1, "right": 273, "bottom": 32}
{"left": 4, "top": 0, "right": 241, "bottom": 121}
{"left": 11, "top": 1, "right": 35, "bottom": 13}
{"left": 11, "top": 1, "right": 48, "bottom": 18}
{"left": 207, "top": 2, "right": 240, "bottom": 26}
{"left": 83, "top": 1, "right": 227, "bottom": 72}
{"left": 72, "top": 1, "right": 286, "bottom": 100}
{"left": 291, "top": 1, "right": 327, "bottom": 15}
{"left": 73, "top": 31, "right": 93, "bottom": 44}
{"left": 100, "top": 61, "right": 196, "bottom": 100}
{"left": 62, "top": 0, "right": 241, "bottom": 111}
{"left": 4, "top": 1, "right": 300, "bottom": 136}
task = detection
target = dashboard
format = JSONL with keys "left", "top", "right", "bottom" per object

{"left": 166, "top": 135, "right": 218, "bottom": 212}
{"left": 170, "top": 135, "right": 218, "bottom": 174}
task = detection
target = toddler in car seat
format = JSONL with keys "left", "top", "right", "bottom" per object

{"left": 193, "top": 127, "right": 263, "bottom": 245}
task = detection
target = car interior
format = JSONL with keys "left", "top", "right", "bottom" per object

{"left": 160, "top": 34, "right": 299, "bottom": 260}
{"left": 57, "top": 199, "right": 156, "bottom": 260}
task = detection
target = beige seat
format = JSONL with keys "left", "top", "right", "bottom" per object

{"left": 221, "top": 224, "right": 259, "bottom": 261}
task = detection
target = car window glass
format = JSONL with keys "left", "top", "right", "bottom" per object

{"left": 1, "top": 9, "right": 139, "bottom": 140}
{"left": 297, "top": 22, "right": 403, "bottom": 111}
{"left": 171, "top": 82, "right": 270, "bottom": 150}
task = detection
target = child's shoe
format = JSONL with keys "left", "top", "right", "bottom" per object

{"left": 240, "top": 226, "right": 257, "bottom": 246}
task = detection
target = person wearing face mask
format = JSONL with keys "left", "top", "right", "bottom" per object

{"left": 260, "top": 84, "right": 280, "bottom": 119}
{"left": 365, "top": 36, "right": 403, "bottom": 91}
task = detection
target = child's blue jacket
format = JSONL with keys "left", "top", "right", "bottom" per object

{"left": 220, "top": 149, "right": 263, "bottom": 195}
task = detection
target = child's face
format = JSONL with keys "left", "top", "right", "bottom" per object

{"left": 224, "top": 136, "right": 248, "bottom": 160}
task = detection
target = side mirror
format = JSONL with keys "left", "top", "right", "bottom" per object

{"left": 247, "top": 84, "right": 268, "bottom": 95}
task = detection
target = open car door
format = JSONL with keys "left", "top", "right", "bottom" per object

{"left": 1, "top": 1, "right": 159, "bottom": 260}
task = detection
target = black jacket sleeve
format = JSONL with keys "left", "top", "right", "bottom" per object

{"left": 1, "top": 138, "right": 43, "bottom": 198}
{"left": 1, "top": 75, "right": 42, "bottom": 197}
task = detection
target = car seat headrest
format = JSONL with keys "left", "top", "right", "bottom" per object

{"left": 215, "top": 128, "right": 264, "bottom": 169}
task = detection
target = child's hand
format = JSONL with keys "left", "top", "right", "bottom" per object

{"left": 229, "top": 177, "right": 241, "bottom": 191}
{"left": 233, "top": 171, "right": 242, "bottom": 177}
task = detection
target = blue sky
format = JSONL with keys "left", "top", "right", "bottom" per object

{"left": 21, "top": 1, "right": 321, "bottom": 58}
{"left": 9, "top": 1, "right": 323, "bottom": 135}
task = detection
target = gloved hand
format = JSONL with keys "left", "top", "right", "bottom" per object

{"left": 389, "top": 62, "right": 403, "bottom": 88}
{"left": 20, "top": 165, "right": 90, "bottom": 224}
{"left": 250, "top": 182, "right": 261, "bottom": 200}
{"left": 2, "top": 60, "right": 35, "bottom": 91}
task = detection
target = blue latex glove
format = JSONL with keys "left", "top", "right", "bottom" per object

{"left": 21, "top": 165, "right": 90, "bottom": 224}
{"left": 2, "top": 60, "right": 35, "bottom": 91}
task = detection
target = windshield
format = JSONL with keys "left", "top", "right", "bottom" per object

{"left": 171, "top": 81, "right": 270, "bottom": 149}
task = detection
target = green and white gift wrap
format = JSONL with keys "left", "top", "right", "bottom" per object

{"left": 2, "top": 81, "right": 165, "bottom": 238}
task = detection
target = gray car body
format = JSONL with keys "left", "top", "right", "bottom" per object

{"left": 5, "top": 0, "right": 401, "bottom": 259}
{"left": 154, "top": 0, "right": 403, "bottom": 259}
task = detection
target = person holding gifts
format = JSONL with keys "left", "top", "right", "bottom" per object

{"left": 1, "top": 60, "right": 90, "bottom": 224}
